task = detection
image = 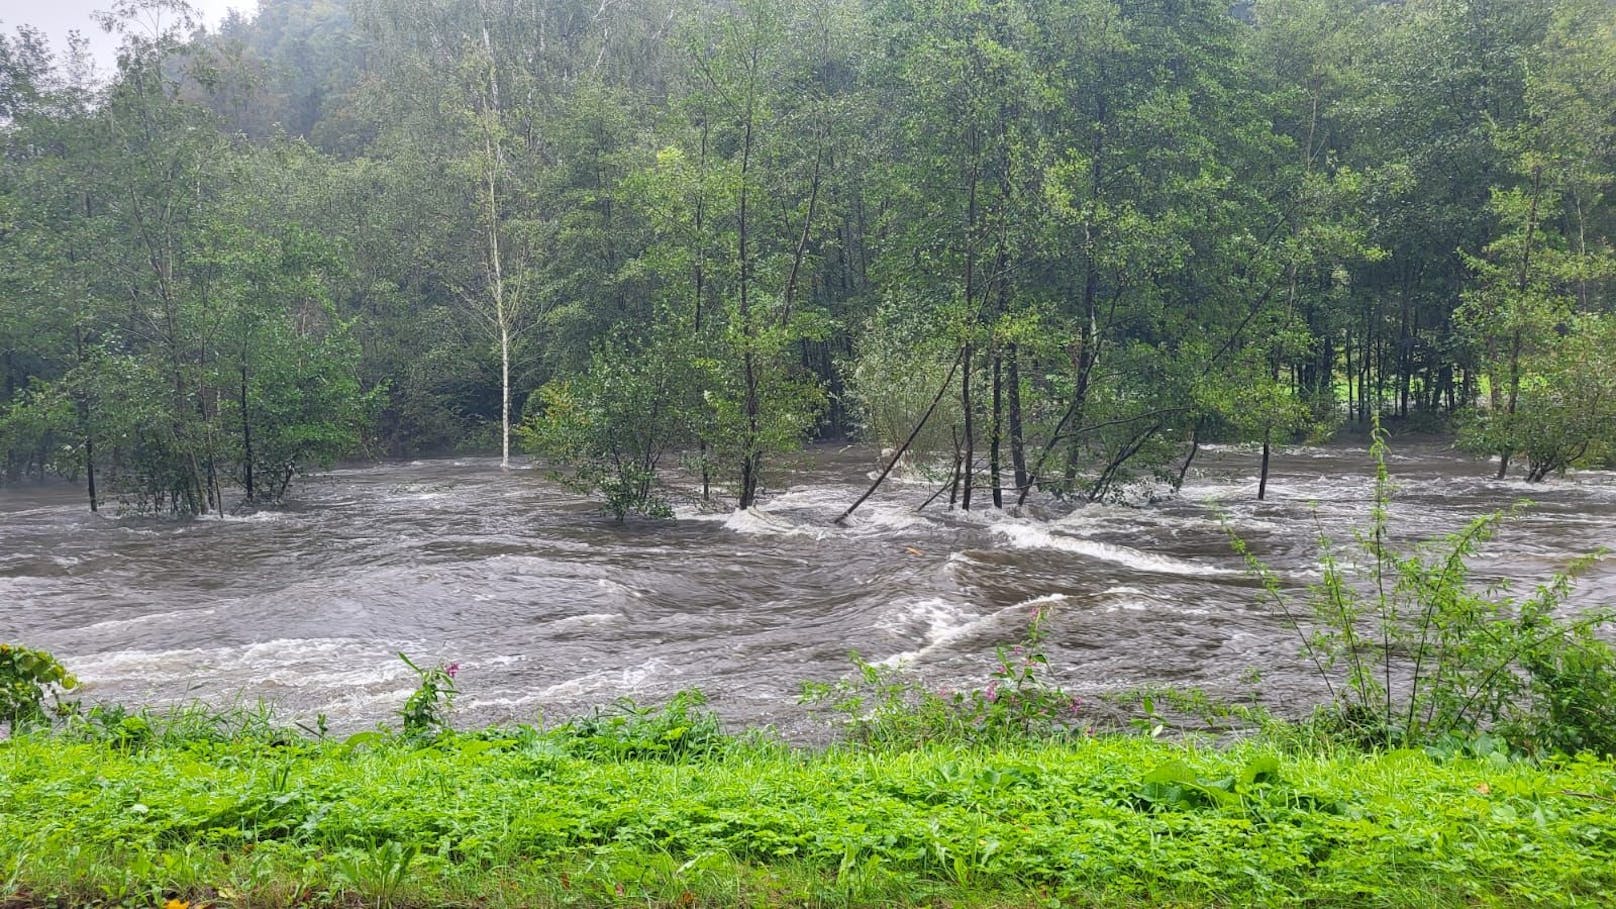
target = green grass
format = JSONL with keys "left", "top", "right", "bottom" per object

{"left": 3, "top": 719, "right": 1615, "bottom": 908}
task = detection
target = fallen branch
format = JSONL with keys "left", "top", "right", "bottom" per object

{"left": 835, "top": 347, "right": 964, "bottom": 525}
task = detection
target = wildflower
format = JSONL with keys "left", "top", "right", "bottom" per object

{"left": 445, "top": 661, "right": 460, "bottom": 679}
{"left": 985, "top": 681, "right": 999, "bottom": 703}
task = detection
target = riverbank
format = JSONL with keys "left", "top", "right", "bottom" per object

{"left": 4, "top": 713, "right": 1615, "bottom": 909}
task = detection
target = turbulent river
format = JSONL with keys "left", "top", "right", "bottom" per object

{"left": 4, "top": 442, "right": 1614, "bottom": 738}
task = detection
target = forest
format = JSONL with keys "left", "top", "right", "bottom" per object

{"left": 2, "top": 0, "right": 1613, "bottom": 518}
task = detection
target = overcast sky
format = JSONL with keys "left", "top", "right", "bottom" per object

{"left": 2, "top": 0, "right": 259, "bottom": 80}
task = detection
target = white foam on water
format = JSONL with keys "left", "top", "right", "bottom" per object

{"left": 477, "top": 654, "right": 527, "bottom": 667}
{"left": 595, "top": 578, "right": 644, "bottom": 598}
{"left": 535, "top": 659, "right": 667, "bottom": 699}
{"left": 65, "top": 638, "right": 418, "bottom": 691}
{"left": 720, "top": 508, "right": 830, "bottom": 540}
{"left": 1103, "top": 585, "right": 1148, "bottom": 597}
{"left": 1056, "top": 504, "right": 1284, "bottom": 535}
{"left": 672, "top": 504, "right": 727, "bottom": 523}
{"left": 876, "top": 596, "right": 970, "bottom": 640}
{"left": 761, "top": 485, "right": 848, "bottom": 510}
{"left": 1099, "top": 589, "right": 1211, "bottom": 616}
{"left": 840, "top": 502, "right": 934, "bottom": 533}
{"left": 212, "top": 510, "right": 289, "bottom": 524}
{"left": 77, "top": 606, "right": 220, "bottom": 634}
{"left": 673, "top": 484, "right": 937, "bottom": 537}
{"left": 877, "top": 593, "right": 1069, "bottom": 667}
{"left": 988, "top": 521, "right": 1237, "bottom": 576}
{"left": 0, "top": 576, "right": 57, "bottom": 597}
{"left": 547, "top": 612, "right": 622, "bottom": 629}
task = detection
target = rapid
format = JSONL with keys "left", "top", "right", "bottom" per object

{"left": 3, "top": 441, "right": 1614, "bottom": 737}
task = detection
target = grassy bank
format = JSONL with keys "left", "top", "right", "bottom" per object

{"left": 3, "top": 716, "right": 1615, "bottom": 909}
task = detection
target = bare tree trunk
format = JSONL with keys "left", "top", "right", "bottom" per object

{"left": 990, "top": 350, "right": 1003, "bottom": 508}
{"left": 959, "top": 128, "right": 980, "bottom": 512}
{"left": 500, "top": 324, "right": 511, "bottom": 471}
{"left": 960, "top": 345, "right": 974, "bottom": 511}
{"left": 1007, "top": 343, "right": 1027, "bottom": 495}
{"left": 1258, "top": 428, "right": 1272, "bottom": 501}
{"left": 75, "top": 326, "right": 98, "bottom": 513}
{"left": 1174, "top": 419, "right": 1202, "bottom": 491}
{"left": 948, "top": 426, "right": 962, "bottom": 509}
{"left": 736, "top": 43, "right": 761, "bottom": 509}
{"left": 240, "top": 360, "right": 254, "bottom": 502}
{"left": 478, "top": 0, "right": 515, "bottom": 471}
{"left": 1497, "top": 164, "right": 1543, "bottom": 481}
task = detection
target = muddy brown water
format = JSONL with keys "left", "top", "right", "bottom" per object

{"left": 3, "top": 442, "right": 1613, "bottom": 738}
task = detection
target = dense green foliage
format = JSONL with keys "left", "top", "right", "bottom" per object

{"left": 5, "top": 0, "right": 1616, "bottom": 514}
{"left": 0, "top": 643, "right": 78, "bottom": 733}
{"left": 1230, "top": 428, "right": 1616, "bottom": 755}
{"left": 3, "top": 705, "right": 1616, "bottom": 908}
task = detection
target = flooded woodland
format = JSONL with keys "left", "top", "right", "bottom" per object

{"left": 6, "top": 442, "right": 1612, "bottom": 738}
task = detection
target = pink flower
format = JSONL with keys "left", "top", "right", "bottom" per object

{"left": 985, "top": 682, "right": 999, "bottom": 703}
{"left": 445, "top": 662, "right": 460, "bottom": 679}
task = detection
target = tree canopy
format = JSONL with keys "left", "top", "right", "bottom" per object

{"left": 4, "top": 0, "right": 1614, "bottom": 515}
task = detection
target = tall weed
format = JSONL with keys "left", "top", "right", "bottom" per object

{"left": 1230, "top": 422, "right": 1616, "bottom": 754}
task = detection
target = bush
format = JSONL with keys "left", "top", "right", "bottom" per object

{"left": 0, "top": 644, "right": 78, "bottom": 733}
{"left": 839, "top": 305, "right": 962, "bottom": 467}
{"left": 551, "top": 689, "right": 729, "bottom": 761}
{"left": 1230, "top": 423, "right": 1616, "bottom": 755}
{"left": 520, "top": 329, "right": 697, "bottom": 519}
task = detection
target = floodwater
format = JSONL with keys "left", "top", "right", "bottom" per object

{"left": 3, "top": 442, "right": 1614, "bottom": 737}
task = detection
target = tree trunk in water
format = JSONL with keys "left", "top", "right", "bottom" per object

{"left": 948, "top": 426, "right": 961, "bottom": 509}
{"left": 1174, "top": 420, "right": 1202, "bottom": 491}
{"left": 500, "top": 325, "right": 511, "bottom": 471}
{"left": 960, "top": 345, "right": 974, "bottom": 511}
{"left": 85, "top": 435, "right": 97, "bottom": 513}
{"left": 74, "top": 326, "right": 98, "bottom": 513}
{"left": 240, "top": 361, "right": 254, "bottom": 501}
{"left": 1258, "top": 429, "right": 1272, "bottom": 501}
{"left": 1007, "top": 343, "right": 1027, "bottom": 495}
{"left": 735, "top": 50, "right": 760, "bottom": 510}
{"left": 990, "top": 351, "right": 1003, "bottom": 508}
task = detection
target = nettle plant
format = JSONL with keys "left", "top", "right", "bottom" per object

{"left": 1, "top": 644, "right": 79, "bottom": 733}
{"left": 804, "top": 603, "right": 1086, "bottom": 748}
{"left": 1230, "top": 424, "right": 1616, "bottom": 756}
